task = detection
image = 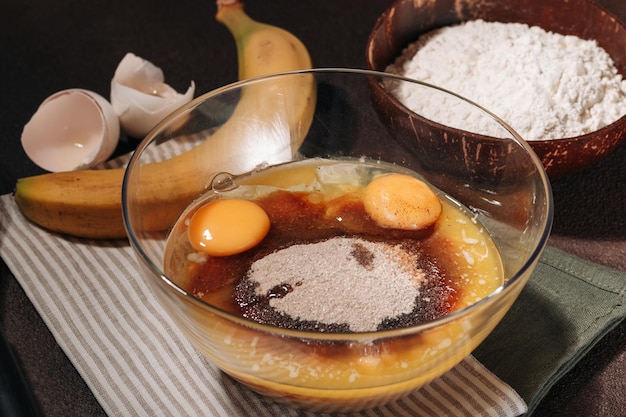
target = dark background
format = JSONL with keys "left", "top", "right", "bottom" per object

{"left": 1, "top": 0, "right": 624, "bottom": 416}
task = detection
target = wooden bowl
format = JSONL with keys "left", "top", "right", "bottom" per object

{"left": 366, "top": 0, "right": 626, "bottom": 178}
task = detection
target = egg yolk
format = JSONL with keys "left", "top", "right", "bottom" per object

{"left": 363, "top": 173, "right": 442, "bottom": 230}
{"left": 187, "top": 199, "right": 270, "bottom": 256}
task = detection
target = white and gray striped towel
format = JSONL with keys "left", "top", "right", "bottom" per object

{"left": 0, "top": 146, "right": 527, "bottom": 416}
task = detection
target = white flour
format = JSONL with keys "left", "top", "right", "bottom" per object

{"left": 387, "top": 20, "right": 626, "bottom": 140}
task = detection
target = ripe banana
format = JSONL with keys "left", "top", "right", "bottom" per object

{"left": 14, "top": 0, "right": 315, "bottom": 239}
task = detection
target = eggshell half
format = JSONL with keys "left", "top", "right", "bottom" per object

{"left": 110, "top": 52, "right": 195, "bottom": 138}
{"left": 21, "top": 89, "right": 120, "bottom": 172}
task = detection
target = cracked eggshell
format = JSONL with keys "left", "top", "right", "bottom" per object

{"left": 111, "top": 52, "right": 195, "bottom": 138}
{"left": 21, "top": 89, "right": 120, "bottom": 172}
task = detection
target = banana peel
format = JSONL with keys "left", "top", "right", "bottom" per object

{"left": 14, "top": 0, "right": 316, "bottom": 239}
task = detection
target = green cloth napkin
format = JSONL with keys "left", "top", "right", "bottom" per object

{"left": 474, "top": 245, "right": 626, "bottom": 416}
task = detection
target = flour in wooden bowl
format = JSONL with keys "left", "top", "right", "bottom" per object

{"left": 387, "top": 19, "right": 626, "bottom": 140}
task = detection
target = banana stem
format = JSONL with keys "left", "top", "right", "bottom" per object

{"left": 216, "top": 0, "right": 256, "bottom": 35}
{"left": 215, "top": 0, "right": 264, "bottom": 80}
{"left": 216, "top": 0, "right": 238, "bottom": 6}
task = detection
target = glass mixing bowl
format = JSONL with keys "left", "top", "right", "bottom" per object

{"left": 122, "top": 68, "right": 552, "bottom": 413}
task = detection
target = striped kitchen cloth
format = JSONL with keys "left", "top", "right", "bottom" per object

{"left": 0, "top": 194, "right": 526, "bottom": 417}
{"left": 0, "top": 140, "right": 526, "bottom": 417}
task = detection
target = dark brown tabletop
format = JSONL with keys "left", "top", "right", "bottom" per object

{"left": 1, "top": 0, "right": 624, "bottom": 416}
